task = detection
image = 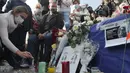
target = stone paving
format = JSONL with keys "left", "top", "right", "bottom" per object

{"left": 0, "top": 61, "right": 36, "bottom": 73}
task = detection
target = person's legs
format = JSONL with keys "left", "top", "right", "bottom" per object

{"left": 4, "top": 47, "right": 21, "bottom": 68}
{"left": 39, "top": 34, "right": 52, "bottom": 64}
{"left": 61, "top": 12, "right": 71, "bottom": 31}
{"left": 3, "top": 26, "right": 28, "bottom": 68}
{"left": 0, "top": 42, "right": 4, "bottom": 66}
{"left": 8, "top": 26, "right": 26, "bottom": 66}
{"left": 3, "top": 26, "right": 26, "bottom": 68}
{"left": 26, "top": 34, "right": 39, "bottom": 65}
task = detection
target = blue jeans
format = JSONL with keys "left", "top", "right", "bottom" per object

{"left": 61, "top": 12, "right": 70, "bottom": 31}
{"left": 27, "top": 34, "right": 52, "bottom": 64}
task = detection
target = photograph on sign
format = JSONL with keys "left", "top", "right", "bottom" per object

{"left": 106, "top": 26, "right": 127, "bottom": 40}
{"left": 104, "top": 19, "right": 130, "bottom": 47}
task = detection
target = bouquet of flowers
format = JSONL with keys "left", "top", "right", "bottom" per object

{"left": 67, "top": 21, "right": 93, "bottom": 48}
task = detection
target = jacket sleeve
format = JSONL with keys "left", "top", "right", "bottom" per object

{"left": 42, "top": 31, "right": 52, "bottom": 39}
{"left": 0, "top": 20, "right": 19, "bottom": 53}
{"left": 56, "top": 13, "right": 64, "bottom": 29}
{"left": 4, "top": 0, "right": 12, "bottom": 12}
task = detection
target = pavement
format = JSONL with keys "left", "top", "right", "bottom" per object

{"left": 0, "top": 61, "right": 36, "bottom": 73}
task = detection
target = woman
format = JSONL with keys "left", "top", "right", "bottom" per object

{"left": 0, "top": 6, "right": 32, "bottom": 65}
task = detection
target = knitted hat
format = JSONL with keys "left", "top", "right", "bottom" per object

{"left": 49, "top": 2, "right": 57, "bottom": 9}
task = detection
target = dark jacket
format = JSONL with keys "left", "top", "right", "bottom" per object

{"left": 4, "top": 0, "right": 33, "bottom": 31}
{"left": 38, "top": 0, "right": 49, "bottom": 6}
{"left": 0, "top": 0, "right": 7, "bottom": 13}
{"left": 39, "top": 12, "right": 64, "bottom": 34}
{"left": 38, "top": 0, "right": 49, "bottom": 11}
{"left": 107, "top": 1, "right": 116, "bottom": 16}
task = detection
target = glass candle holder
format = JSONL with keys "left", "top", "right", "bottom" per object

{"left": 48, "top": 67, "right": 56, "bottom": 73}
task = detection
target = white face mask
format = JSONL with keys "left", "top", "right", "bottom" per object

{"left": 14, "top": 15, "right": 24, "bottom": 24}
{"left": 20, "top": 0, "right": 27, "bottom": 2}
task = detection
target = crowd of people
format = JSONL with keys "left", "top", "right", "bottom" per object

{"left": 0, "top": 0, "right": 129, "bottom": 72}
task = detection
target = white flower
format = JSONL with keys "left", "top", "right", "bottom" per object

{"left": 72, "top": 36, "right": 77, "bottom": 41}
{"left": 81, "top": 21, "right": 87, "bottom": 25}
{"left": 87, "top": 21, "right": 93, "bottom": 25}
{"left": 96, "top": 17, "right": 103, "bottom": 21}
{"left": 72, "top": 24, "right": 79, "bottom": 31}
{"left": 74, "top": 30, "right": 79, "bottom": 34}
{"left": 75, "top": 16, "right": 81, "bottom": 21}
{"left": 84, "top": 16, "right": 91, "bottom": 21}
{"left": 73, "top": 20, "right": 79, "bottom": 25}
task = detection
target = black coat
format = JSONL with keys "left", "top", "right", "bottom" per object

{"left": 38, "top": 0, "right": 49, "bottom": 12}
{"left": 39, "top": 12, "right": 64, "bottom": 34}
{"left": 0, "top": 0, "right": 7, "bottom": 13}
{"left": 38, "top": 0, "right": 49, "bottom": 6}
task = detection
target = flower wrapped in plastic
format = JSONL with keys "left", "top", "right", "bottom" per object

{"left": 80, "top": 39, "right": 99, "bottom": 73}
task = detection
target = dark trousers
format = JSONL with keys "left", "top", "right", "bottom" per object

{"left": 0, "top": 45, "right": 4, "bottom": 61}
{"left": 4, "top": 26, "right": 27, "bottom": 68}
{"left": 27, "top": 34, "right": 52, "bottom": 65}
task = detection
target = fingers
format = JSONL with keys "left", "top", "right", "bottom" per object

{"left": 26, "top": 52, "right": 33, "bottom": 58}
{"left": 22, "top": 51, "right": 33, "bottom": 58}
{"left": 38, "top": 34, "right": 43, "bottom": 39}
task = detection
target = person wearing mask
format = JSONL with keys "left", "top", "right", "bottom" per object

{"left": 0, "top": 6, "right": 32, "bottom": 68}
{"left": 4, "top": 0, "right": 32, "bottom": 51}
{"left": 26, "top": 2, "right": 64, "bottom": 68}
{"left": 34, "top": 3, "right": 43, "bottom": 25}
{"left": 3, "top": 0, "right": 33, "bottom": 68}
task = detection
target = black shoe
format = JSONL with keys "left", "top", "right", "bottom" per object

{"left": 13, "top": 65, "right": 20, "bottom": 70}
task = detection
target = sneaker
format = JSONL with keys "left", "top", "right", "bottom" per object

{"left": 20, "top": 59, "right": 29, "bottom": 68}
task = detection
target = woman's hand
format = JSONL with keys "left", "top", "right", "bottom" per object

{"left": 16, "top": 50, "right": 33, "bottom": 58}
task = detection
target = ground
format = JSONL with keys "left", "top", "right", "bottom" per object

{"left": 0, "top": 61, "right": 36, "bottom": 73}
